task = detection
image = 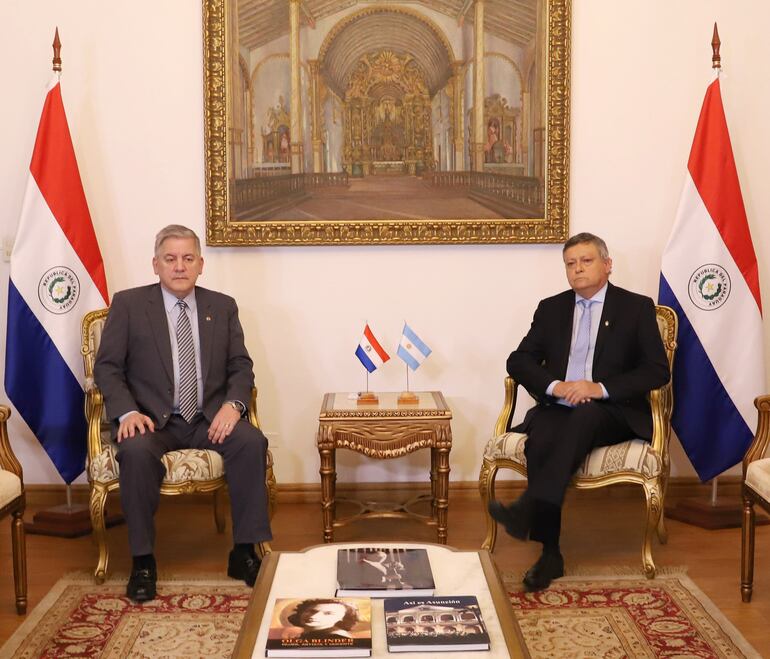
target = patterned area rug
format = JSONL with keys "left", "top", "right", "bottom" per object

{"left": 0, "top": 575, "right": 250, "bottom": 658}
{"left": 505, "top": 573, "right": 760, "bottom": 658}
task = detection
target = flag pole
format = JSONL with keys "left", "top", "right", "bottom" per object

{"left": 54, "top": 25, "right": 74, "bottom": 515}
{"left": 710, "top": 21, "right": 722, "bottom": 509}
{"left": 54, "top": 25, "right": 77, "bottom": 520}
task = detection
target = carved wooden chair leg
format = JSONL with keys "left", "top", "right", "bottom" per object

{"left": 90, "top": 485, "right": 110, "bottom": 583}
{"left": 213, "top": 488, "right": 226, "bottom": 533}
{"left": 265, "top": 467, "right": 278, "bottom": 521}
{"left": 641, "top": 481, "right": 660, "bottom": 579}
{"left": 741, "top": 494, "right": 755, "bottom": 603}
{"left": 657, "top": 462, "right": 670, "bottom": 544}
{"left": 478, "top": 459, "right": 499, "bottom": 552}
{"left": 256, "top": 541, "right": 272, "bottom": 559}
{"left": 11, "top": 510, "right": 27, "bottom": 615}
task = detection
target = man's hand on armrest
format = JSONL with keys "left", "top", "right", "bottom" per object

{"left": 117, "top": 412, "right": 156, "bottom": 442}
{"left": 552, "top": 380, "right": 605, "bottom": 406}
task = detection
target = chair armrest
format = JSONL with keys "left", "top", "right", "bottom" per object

{"left": 0, "top": 405, "right": 23, "bottom": 481}
{"left": 743, "top": 394, "right": 770, "bottom": 477}
{"left": 494, "top": 377, "right": 520, "bottom": 437}
{"left": 85, "top": 387, "right": 112, "bottom": 461}
{"left": 648, "top": 384, "right": 673, "bottom": 457}
{"left": 248, "top": 387, "right": 261, "bottom": 430}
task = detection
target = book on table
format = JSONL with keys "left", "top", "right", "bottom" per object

{"left": 383, "top": 595, "right": 491, "bottom": 653}
{"left": 335, "top": 547, "right": 435, "bottom": 598}
{"left": 265, "top": 597, "right": 372, "bottom": 657}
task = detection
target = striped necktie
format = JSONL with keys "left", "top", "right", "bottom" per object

{"left": 176, "top": 300, "right": 198, "bottom": 422}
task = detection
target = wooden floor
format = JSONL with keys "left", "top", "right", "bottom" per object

{"left": 1, "top": 494, "right": 769, "bottom": 655}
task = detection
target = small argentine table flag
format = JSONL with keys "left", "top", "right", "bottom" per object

{"left": 397, "top": 323, "right": 432, "bottom": 370}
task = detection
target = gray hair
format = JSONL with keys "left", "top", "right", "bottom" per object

{"left": 154, "top": 225, "right": 201, "bottom": 256}
{"left": 563, "top": 232, "right": 610, "bottom": 260}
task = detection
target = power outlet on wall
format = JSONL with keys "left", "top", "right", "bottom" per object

{"left": 264, "top": 432, "right": 282, "bottom": 450}
{"left": 3, "top": 236, "right": 13, "bottom": 262}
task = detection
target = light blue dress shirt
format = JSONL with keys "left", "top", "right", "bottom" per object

{"left": 546, "top": 282, "right": 610, "bottom": 400}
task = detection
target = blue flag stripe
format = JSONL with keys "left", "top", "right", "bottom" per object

{"left": 658, "top": 276, "right": 753, "bottom": 481}
{"left": 403, "top": 324, "right": 431, "bottom": 357}
{"left": 354, "top": 344, "right": 377, "bottom": 373}
{"left": 5, "top": 281, "right": 87, "bottom": 483}
{"left": 397, "top": 345, "right": 421, "bottom": 371}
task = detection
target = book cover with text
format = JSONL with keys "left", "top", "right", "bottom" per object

{"left": 265, "top": 597, "right": 372, "bottom": 657}
{"left": 383, "top": 595, "right": 490, "bottom": 652}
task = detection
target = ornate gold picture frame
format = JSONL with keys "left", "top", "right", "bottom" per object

{"left": 203, "top": 0, "right": 570, "bottom": 246}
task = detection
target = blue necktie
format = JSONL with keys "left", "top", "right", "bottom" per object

{"left": 565, "top": 299, "right": 595, "bottom": 382}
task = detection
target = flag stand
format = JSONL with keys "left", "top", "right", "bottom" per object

{"left": 358, "top": 371, "right": 378, "bottom": 405}
{"left": 665, "top": 477, "right": 770, "bottom": 530}
{"left": 24, "top": 484, "right": 123, "bottom": 538}
{"left": 23, "top": 29, "right": 123, "bottom": 538}
{"left": 398, "top": 364, "right": 418, "bottom": 405}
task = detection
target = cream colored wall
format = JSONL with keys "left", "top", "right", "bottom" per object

{"left": 1, "top": 1, "right": 768, "bottom": 487}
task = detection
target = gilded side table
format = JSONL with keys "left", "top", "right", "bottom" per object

{"left": 317, "top": 391, "right": 453, "bottom": 544}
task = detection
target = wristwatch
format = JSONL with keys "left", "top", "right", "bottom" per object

{"left": 225, "top": 400, "right": 245, "bottom": 415}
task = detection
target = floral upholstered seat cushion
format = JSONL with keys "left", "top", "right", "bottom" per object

{"left": 89, "top": 441, "right": 274, "bottom": 484}
{"left": 0, "top": 470, "right": 22, "bottom": 507}
{"left": 746, "top": 458, "right": 770, "bottom": 502}
{"left": 89, "top": 445, "right": 225, "bottom": 484}
{"left": 483, "top": 432, "right": 662, "bottom": 479}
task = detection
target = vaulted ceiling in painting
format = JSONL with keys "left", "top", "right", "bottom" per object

{"left": 237, "top": 0, "right": 538, "bottom": 51}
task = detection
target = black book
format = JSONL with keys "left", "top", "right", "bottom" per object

{"left": 336, "top": 548, "right": 435, "bottom": 598}
{"left": 383, "top": 595, "right": 490, "bottom": 653}
{"left": 265, "top": 597, "right": 372, "bottom": 657}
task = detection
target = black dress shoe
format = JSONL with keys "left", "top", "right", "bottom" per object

{"left": 227, "top": 550, "right": 261, "bottom": 586}
{"left": 488, "top": 495, "right": 533, "bottom": 541}
{"left": 126, "top": 566, "right": 157, "bottom": 603}
{"left": 523, "top": 550, "right": 564, "bottom": 592}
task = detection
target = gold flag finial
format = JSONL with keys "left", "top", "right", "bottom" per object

{"left": 711, "top": 23, "right": 721, "bottom": 69}
{"left": 52, "top": 27, "right": 62, "bottom": 73}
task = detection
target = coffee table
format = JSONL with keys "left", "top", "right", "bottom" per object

{"left": 317, "top": 392, "right": 453, "bottom": 544}
{"left": 233, "top": 542, "right": 528, "bottom": 658}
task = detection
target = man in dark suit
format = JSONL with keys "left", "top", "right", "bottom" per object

{"left": 94, "top": 225, "right": 271, "bottom": 602}
{"left": 489, "top": 232, "right": 669, "bottom": 591}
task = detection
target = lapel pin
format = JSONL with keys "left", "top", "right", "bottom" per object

{"left": 604, "top": 320, "right": 610, "bottom": 327}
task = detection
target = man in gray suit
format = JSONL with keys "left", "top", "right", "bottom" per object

{"left": 94, "top": 225, "right": 271, "bottom": 602}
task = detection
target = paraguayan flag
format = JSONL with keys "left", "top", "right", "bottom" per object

{"left": 355, "top": 324, "right": 390, "bottom": 373}
{"left": 5, "top": 76, "right": 109, "bottom": 483}
{"left": 658, "top": 74, "right": 764, "bottom": 481}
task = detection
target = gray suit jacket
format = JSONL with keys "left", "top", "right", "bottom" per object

{"left": 94, "top": 283, "right": 254, "bottom": 432}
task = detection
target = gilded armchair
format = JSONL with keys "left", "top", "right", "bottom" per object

{"left": 0, "top": 405, "right": 27, "bottom": 614}
{"left": 741, "top": 394, "right": 770, "bottom": 602}
{"left": 81, "top": 308, "right": 277, "bottom": 583}
{"left": 478, "top": 305, "right": 677, "bottom": 578}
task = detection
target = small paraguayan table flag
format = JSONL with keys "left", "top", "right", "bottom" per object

{"left": 355, "top": 323, "right": 390, "bottom": 373}
{"left": 397, "top": 323, "right": 432, "bottom": 371}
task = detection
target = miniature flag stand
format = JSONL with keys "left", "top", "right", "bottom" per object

{"left": 397, "top": 323, "right": 432, "bottom": 405}
{"left": 354, "top": 324, "right": 390, "bottom": 405}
